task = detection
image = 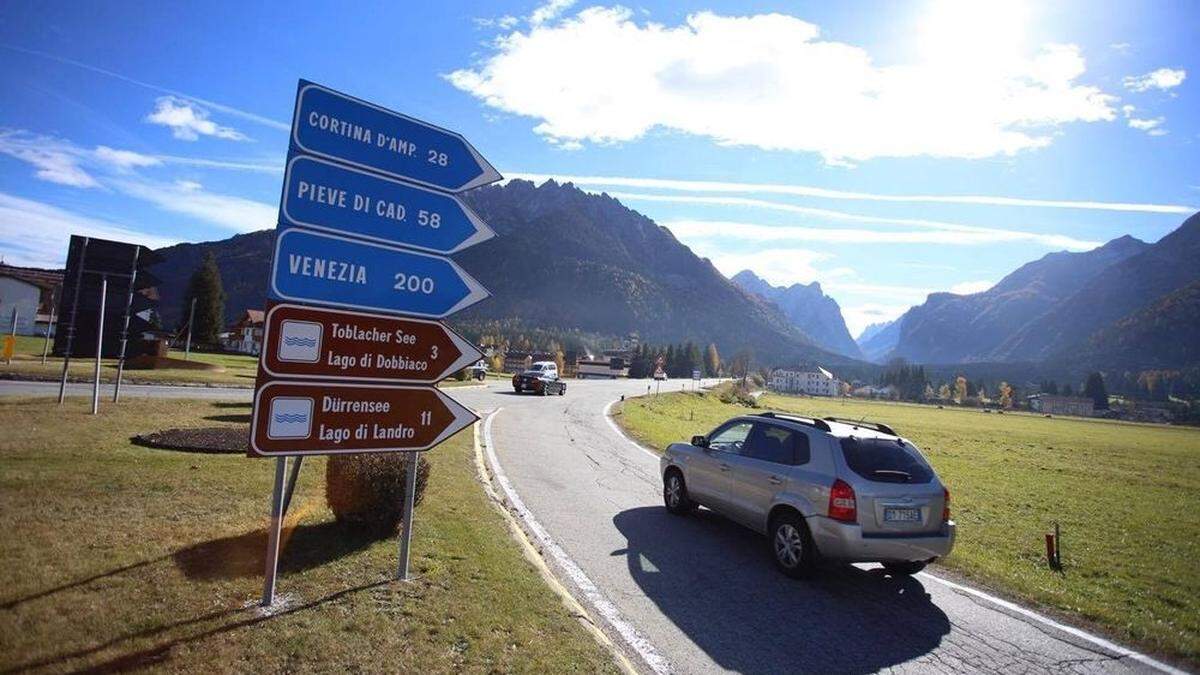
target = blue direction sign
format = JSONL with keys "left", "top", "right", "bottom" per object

{"left": 281, "top": 155, "right": 494, "bottom": 254}
{"left": 269, "top": 227, "right": 490, "bottom": 318}
{"left": 292, "top": 80, "right": 502, "bottom": 193}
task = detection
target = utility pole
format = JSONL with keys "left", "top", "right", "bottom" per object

{"left": 184, "top": 297, "right": 196, "bottom": 360}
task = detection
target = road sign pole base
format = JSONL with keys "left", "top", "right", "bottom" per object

{"left": 397, "top": 451, "right": 420, "bottom": 581}
{"left": 261, "top": 457, "right": 288, "bottom": 607}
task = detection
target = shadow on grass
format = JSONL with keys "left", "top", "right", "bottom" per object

{"left": 3, "top": 581, "right": 389, "bottom": 674}
{"left": 202, "top": 413, "right": 251, "bottom": 423}
{"left": 173, "top": 521, "right": 381, "bottom": 581}
{"left": 211, "top": 401, "right": 252, "bottom": 409}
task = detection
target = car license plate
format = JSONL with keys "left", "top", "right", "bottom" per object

{"left": 884, "top": 507, "right": 921, "bottom": 523}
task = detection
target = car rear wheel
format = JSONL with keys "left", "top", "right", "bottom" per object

{"left": 663, "top": 470, "right": 695, "bottom": 515}
{"left": 770, "top": 511, "right": 817, "bottom": 578}
{"left": 558, "top": 384, "right": 565, "bottom": 396}
{"left": 881, "top": 560, "right": 927, "bottom": 576}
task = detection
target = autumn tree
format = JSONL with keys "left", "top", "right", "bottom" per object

{"left": 998, "top": 382, "right": 1013, "bottom": 408}
{"left": 954, "top": 376, "right": 967, "bottom": 404}
{"left": 704, "top": 343, "right": 721, "bottom": 377}
{"left": 938, "top": 383, "right": 951, "bottom": 400}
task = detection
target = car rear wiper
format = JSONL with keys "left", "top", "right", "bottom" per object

{"left": 871, "top": 469, "right": 912, "bottom": 482}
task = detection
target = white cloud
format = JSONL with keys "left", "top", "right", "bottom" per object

{"left": 949, "top": 280, "right": 995, "bottom": 294}
{"left": 0, "top": 130, "right": 99, "bottom": 188}
{"left": 94, "top": 146, "right": 161, "bottom": 171}
{"left": 529, "top": 0, "right": 576, "bottom": 26}
{"left": 1127, "top": 116, "right": 1166, "bottom": 134}
{"left": 660, "top": 218, "right": 1100, "bottom": 250}
{"left": 604, "top": 190, "right": 1100, "bottom": 249}
{"left": 451, "top": 5, "right": 1116, "bottom": 163}
{"left": 145, "top": 96, "right": 249, "bottom": 141}
{"left": 0, "top": 191, "right": 180, "bottom": 268}
{"left": 111, "top": 178, "right": 274, "bottom": 232}
{"left": 1110, "top": 43, "right": 1131, "bottom": 55}
{"left": 506, "top": 172, "right": 1196, "bottom": 214}
{"left": 692, "top": 244, "right": 830, "bottom": 287}
{"left": 1123, "top": 67, "right": 1186, "bottom": 92}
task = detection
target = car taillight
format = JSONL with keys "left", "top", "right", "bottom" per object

{"left": 828, "top": 479, "right": 857, "bottom": 523}
{"left": 942, "top": 487, "right": 951, "bottom": 523}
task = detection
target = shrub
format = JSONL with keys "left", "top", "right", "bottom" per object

{"left": 325, "top": 453, "right": 431, "bottom": 535}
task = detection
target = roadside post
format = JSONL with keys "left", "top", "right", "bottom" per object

{"left": 92, "top": 276, "right": 106, "bottom": 415}
{"left": 58, "top": 237, "right": 88, "bottom": 404}
{"left": 250, "top": 79, "right": 497, "bottom": 606}
{"left": 41, "top": 304, "right": 54, "bottom": 365}
{"left": 184, "top": 298, "right": 196, "bottom": 360}
{"left": 4, "top": 307, "right": 14, "bottom": 364}
{"left": 112, "top": 246, "right": 141, "bottom": 403}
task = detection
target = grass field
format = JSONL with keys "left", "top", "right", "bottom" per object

{"left": 616, "top": 387, "right": 1200, "bottom": 666}
{"left": 0, "top": 396, "right": 617, "bottom": 673}
{"left": 0, "top": 335, "right": 259, "bottom": 386}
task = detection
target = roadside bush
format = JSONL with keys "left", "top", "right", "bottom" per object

{"left": 718, "top": 383, "right": 760, "bottom": 408}
{"left": 325, "top": 453, "right": 431, "bottom": 535}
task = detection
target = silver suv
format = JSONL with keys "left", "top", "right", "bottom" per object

{"left": 660, "top": 412, "right": 955, "bottom": 578}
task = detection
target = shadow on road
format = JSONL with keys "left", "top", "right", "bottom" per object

{"left": 612, "top": 506, "right": 949, "bottom": 674}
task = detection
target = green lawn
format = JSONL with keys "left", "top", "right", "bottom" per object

{"left": 616, "top": 387, "right": 1200, "bottom": 667}
{"left": 1, "top": 335, "right": 259, "bottom": 386}
{"left": 0, "top": 397, "right": 617, "bottom": 673}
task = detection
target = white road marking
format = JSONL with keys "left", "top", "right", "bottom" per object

{"left": 604, "top": 393, "right": 1186, "bottom": 675}
{"left": 482, "top": 409, "right": 673, "bottom": 675}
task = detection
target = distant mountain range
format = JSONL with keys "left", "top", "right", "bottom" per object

{"left": 151, "top": 179, "right": 857, "bottom": 366}
{"left": 729, "top": 270, "right": 862, "bottom": 359}
{"left": 858, "top": 211, "right": 1200, "bottom": 374}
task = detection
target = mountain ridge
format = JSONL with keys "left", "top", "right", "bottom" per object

{"left": 729, "top": 269, "right": 863, "bottom": 359}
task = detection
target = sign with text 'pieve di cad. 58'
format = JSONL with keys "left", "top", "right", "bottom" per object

{"left": 293, "top": 80, "right": 501, "bottom": 193}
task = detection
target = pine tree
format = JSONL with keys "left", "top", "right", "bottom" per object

{"left": 686, "top": 342, "right": 703, "bottom": 378}
{"left": 182, "top": 252, "right": 226, "bottom": 345}
{"left": 1084, "top": 372, "right": 1109, "bottom": 410}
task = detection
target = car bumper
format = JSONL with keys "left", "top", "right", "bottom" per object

{"left": 808, "top": 517, "right": 956, "bottom": 563}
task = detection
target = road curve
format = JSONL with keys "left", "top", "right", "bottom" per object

{"left": 450, "top": 379, "right": 1174, "bottom": 675}
{"left": 3, "top": 376, "right": 1179, "bottom": 673}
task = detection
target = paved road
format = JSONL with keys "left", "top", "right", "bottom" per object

{"left": 0, "top": 379, "right": 255, "bottom": 400}
{"left": 2, "top": 377, "right": 1175, "bottom": 673}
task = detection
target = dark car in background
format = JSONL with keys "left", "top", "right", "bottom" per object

{"left": 512, "top": 361, "right": 567, "bottom": 395}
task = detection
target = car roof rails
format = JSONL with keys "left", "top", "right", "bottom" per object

{"left": 822, "top": 416, "right": 897, "bottom": 436}
{"left": 756, "top": 411, "right": 831, "bottom": 432}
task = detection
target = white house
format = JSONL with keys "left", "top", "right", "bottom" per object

{"left": 222, "top": 309, "right": 264, "bottom": 355}
{"left": 770, "top": 366, "right": 842, "bottom": 396}
{"left": 0, "top": 265, "right": 62, "bottom": 336}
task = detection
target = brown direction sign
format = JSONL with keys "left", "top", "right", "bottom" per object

{"left": 260, "top": 302, "right": 482, "bottom": 384}
{"left": 250, "top": 380, "right": 478, "bottom": 456}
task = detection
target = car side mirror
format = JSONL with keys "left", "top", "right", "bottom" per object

{"left": 691, "top": 435, "right": 709, "bottom": 448}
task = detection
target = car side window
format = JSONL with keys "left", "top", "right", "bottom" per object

{"left": 707, "top": 422, "right": 754, "bottom": 454}
{"left": 742, "top": 424, "right": 811, "bottom": 465}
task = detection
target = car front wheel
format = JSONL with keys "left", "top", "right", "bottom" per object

{"left": 663, "top": 470, "right": 695, "bottom": 515}
{"left": 770, "top": 512, "right": 817, "bottom": 578}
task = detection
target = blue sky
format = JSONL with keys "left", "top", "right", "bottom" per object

{"left": 1, "top": 0, "right": 1196, "bottom": 335}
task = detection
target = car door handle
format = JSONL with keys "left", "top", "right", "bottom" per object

{"left": 767, "top": 475, "right": 783, "bottom": 485}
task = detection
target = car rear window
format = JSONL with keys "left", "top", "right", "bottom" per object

{"left": 839, "top": 437, "right": 933, "bottom": 484}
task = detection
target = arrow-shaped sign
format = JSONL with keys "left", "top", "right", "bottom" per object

{"left": 259, "top": 302, "right": 482, "bottom": 383}
{"left": 281, "top": 155, "right": 494, "bottom": 254}
{"left": 268, "top": 227, "right": 490, "bottom": 319}
{"left": 291, "top": 80, "right": 502, "bottom": 193}
{"left": 249, "top": 380, "right": 478, "bottom": 456}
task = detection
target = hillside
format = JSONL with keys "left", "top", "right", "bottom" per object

{"left": 889, "top": 235, "right": 1148, "bottom": 363}
{"left": 994, "top": 212, "right": 1200, "bottom": 362}
{"left": 1060, "top": 280, "right": 1200, "bottom": 371}
{"left": 729, "top": 270, "right": 862, "bottom": 359}
{"left": 151, "top": 179, "right": 855, "bottom": 366}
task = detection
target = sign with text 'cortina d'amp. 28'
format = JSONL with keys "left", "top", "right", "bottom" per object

{"left": 282, "top": 155, "right": 494, "bottom": 254}
{"left": 260, "top": 303, "right": 482, "bottom": 384}
{"left": 292, "top": 80, "right": 501, "bottom": 193}
{"left": 269, "top": 227, "right": 489, "bottom": 318}
{"left": 251, "top": 381, "right": 477, "bottom": 456}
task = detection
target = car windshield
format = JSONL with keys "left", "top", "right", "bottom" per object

{"left": 839, "top": 437, "right": 933, "bottom": 484}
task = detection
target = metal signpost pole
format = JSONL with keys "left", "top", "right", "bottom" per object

{"left": 184, "top": 297, "right": 196, "bottom": 360}
{"left": 5, "top": 307, "right": 14, "bottom": 364}
{"left": 113, "top": 247, "right": 140, "bottom": 403}
{"left": 92, "top": 276, "right": 107, "bottom": 415}
{"left": 398, "top": 451, "right": 420, "bottom": 581}
{"left": 58, "top": 237, "right": 88, "bottom": 405}
{"left": 41, "top": 304, "right": 54, "bottom": 365}
{"left": 261, "top": 457, "right": 288, "bottom": 607}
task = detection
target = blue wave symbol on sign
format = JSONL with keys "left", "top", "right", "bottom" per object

{"left": 282, "top": 336, "right": 318, "bottom": 347}
{"left": 274, "top": 413, "right": 309, "bottom": 424}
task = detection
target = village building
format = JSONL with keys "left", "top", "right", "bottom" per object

{"left": 0, "top": 264, "right": 62, "bottom": 336}
{"left": 1027, "top": 394, "right": 1095, "bottom": 417}
{"left": 222, "top": 309, "right": 265, "bottom": 355}
{"left": 769, "top": 365, "right": 842, "bottom": 396}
